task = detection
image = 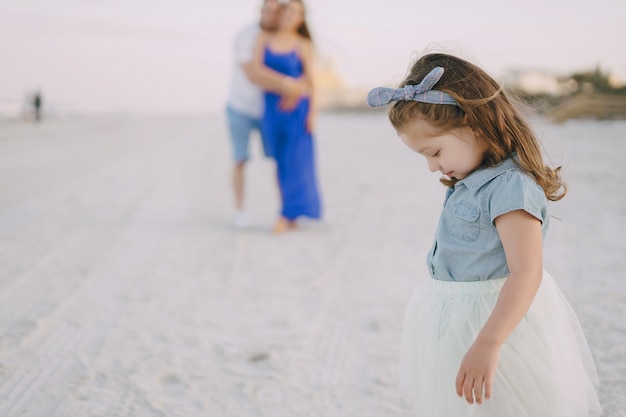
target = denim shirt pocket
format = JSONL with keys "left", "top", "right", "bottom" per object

{"left": 450, "top": 200, "right": 480, "bottom": 241}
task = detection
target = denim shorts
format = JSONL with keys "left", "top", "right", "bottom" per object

{"left": 226, "top": 105, "right": 271, "bottom": 162}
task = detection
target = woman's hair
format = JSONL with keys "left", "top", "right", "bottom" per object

{"left": 389, "top": 53, "right": 566, "bottom": 201}
{"left": 290, "top": 0, "right": 312, "bottom": 41}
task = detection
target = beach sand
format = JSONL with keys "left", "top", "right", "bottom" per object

{"left": 0, "top": 113, "right": 624, "bottom": 416}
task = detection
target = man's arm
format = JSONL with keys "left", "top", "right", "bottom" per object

{"left": 244, "top": 31, "right": 306, "bottom": 98}
{"left": 242, "top": 61, "right": 300, "bottom": 95}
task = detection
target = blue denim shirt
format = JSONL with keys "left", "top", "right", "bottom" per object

{"left": 427, "top": 157, "right": 549, "bottom": 281}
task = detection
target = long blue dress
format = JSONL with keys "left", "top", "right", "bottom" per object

{"left": 262, "top": 46, "right": 322, "bottom": 221}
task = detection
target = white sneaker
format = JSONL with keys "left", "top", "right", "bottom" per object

{"left": 233, "top": 211, "right": 248, "bottom": 228}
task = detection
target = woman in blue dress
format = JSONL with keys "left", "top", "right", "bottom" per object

{"left": 250, "top": 0, "right": 322, "bottom": 233}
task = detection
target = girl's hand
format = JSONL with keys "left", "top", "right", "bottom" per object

{"left": 455, "top": 339, "right": 500, "bottom": 405}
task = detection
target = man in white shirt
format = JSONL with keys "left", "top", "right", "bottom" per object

{"left": 226, "top": 0, "right": 306, "bottom": 228}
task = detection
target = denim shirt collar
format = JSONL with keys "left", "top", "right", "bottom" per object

{"left": 457, "top": 157, "right": 518, "bottom": 192}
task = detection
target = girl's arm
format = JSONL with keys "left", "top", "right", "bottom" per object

{"left": 299, "top": 39, "right": 316, "bottom": 132}
{"left": 455, "top": 209, "right": 543, "bottom": 405}
{"left": 243, "top": 32, "right": 305, "bottom": 98}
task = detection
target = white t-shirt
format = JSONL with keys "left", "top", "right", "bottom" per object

{"left": 226, "top": 24, "right": 263, "bottom": 119}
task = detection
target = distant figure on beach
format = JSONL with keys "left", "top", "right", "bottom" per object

{"left": 368, "top": 53, "right": 601, "bottom": 416}
{"left": 226, "top": 0, "right": 307, "bottom": 228}
{"left": 249, "top": 0, "right": 322, "bottom": 234}
{"left": 33, "top": 91, "right": 43, "bottom": 121}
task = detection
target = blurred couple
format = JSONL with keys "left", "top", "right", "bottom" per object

{"left": 225, "top": 0, "right": 322, "bottom": 234}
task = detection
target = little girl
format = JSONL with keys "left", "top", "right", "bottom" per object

{"left": 368, "top": 53, "right": 602, "bottom": 416}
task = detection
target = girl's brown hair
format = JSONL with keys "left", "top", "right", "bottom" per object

{"left": 389, "top": 53, "right": 566, "bottom": 201}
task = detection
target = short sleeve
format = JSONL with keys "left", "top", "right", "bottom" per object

{"left": 234, "top": 26, "right": 259, "bottom": 64}
{"left": 486, "top": 171, "right": 548, "bottom": 225}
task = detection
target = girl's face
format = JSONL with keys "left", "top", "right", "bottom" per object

{"left": 398, "top": 118, "right": 487, "bottom": 180}
{"left": 280, "top": 1, "right": 305, "bottom": 32}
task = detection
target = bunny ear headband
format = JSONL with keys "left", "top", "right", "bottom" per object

{"left": 367, "top": 67, "right": 459, "bottom": 107}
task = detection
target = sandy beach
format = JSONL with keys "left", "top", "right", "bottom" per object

{"left": 0, "top": 112, "right": 624, "bottom": 416}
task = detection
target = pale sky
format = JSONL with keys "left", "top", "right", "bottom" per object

{"left": 1, "top": 0, "right": 624, "bottom": 114}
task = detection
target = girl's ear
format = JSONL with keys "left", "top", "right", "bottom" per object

{"left": 463, "top": 114, "right": 475, "bottom": 132}
{"left": 463, "top": 114, "right": 482, "bottom": 137}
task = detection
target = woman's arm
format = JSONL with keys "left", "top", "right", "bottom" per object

{"left": 455, "top": 209, "right": 544, "bottom": 405}
{"left": 243, "top": 31, "right": 304, "bottom": 98}
{"left": 299, "top": 39, "right": 316, "bottom": 132}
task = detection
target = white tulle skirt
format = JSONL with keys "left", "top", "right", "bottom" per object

{"left": 400, "top": 271, "right": 602, "bottom": 417}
